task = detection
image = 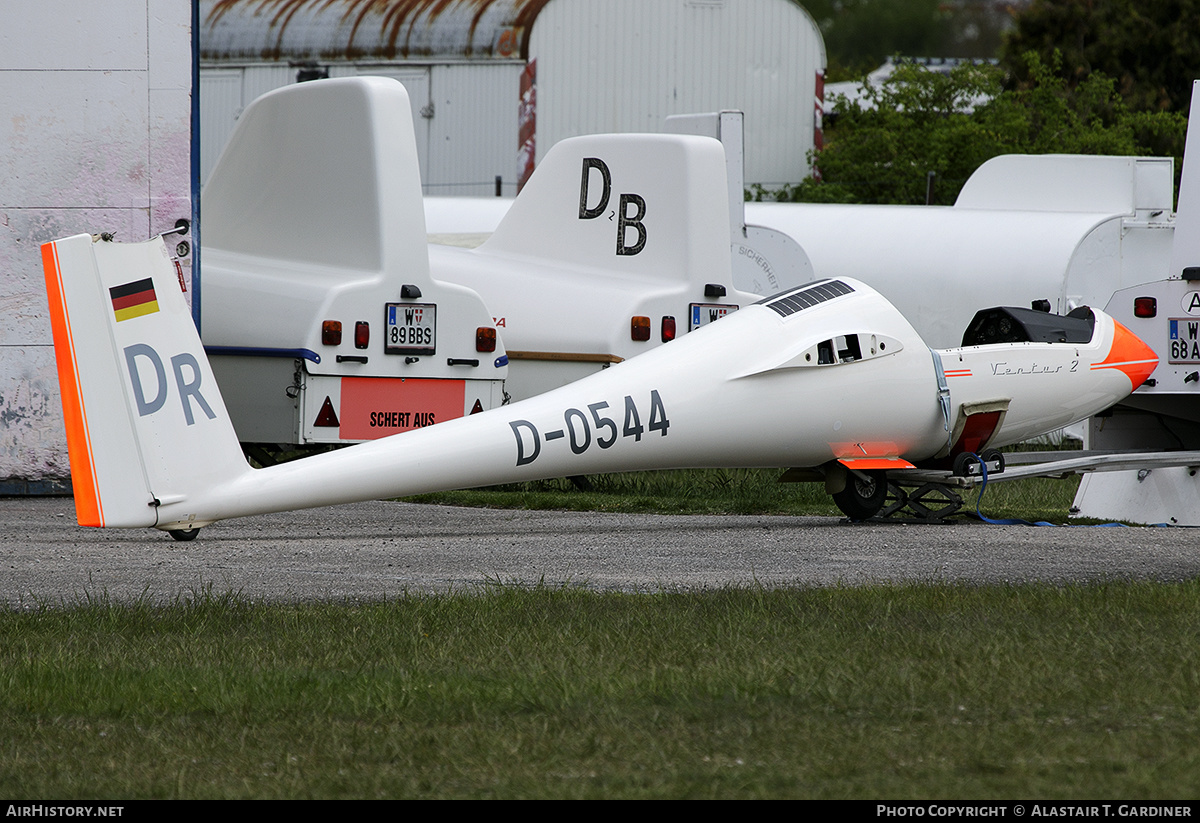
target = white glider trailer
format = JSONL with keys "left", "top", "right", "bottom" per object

{"left": 743, "top": 156, "right": 1177, "bottom": 350}
{"left": 201, "top": 78, "right": 508, "bottom": 464}
{"left": 1069, "top": 83, "right": 1200, "bottom": 526}
{"left": 427, "top": 110, "right": 810, "bottom": 402}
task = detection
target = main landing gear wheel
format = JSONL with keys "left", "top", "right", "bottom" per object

{"left": 833, "top": 469, "right": 888, "bottom": 521}
{"left": 169, "top": 528, "right": 200, "bottom": 542}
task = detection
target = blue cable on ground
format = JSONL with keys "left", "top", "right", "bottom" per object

{"left": 966, "top": 452, "right": 1131, "bottom": 527}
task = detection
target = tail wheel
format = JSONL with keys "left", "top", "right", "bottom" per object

{"left": 169, "top": 528, "right": 200, "bottom": 542}
{"left": 832, "top": 469, "right": 888, "bottom": 521}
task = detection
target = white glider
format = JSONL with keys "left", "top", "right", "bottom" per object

{"left": 43, "top": 231, "right": 1156, "bottom": 537}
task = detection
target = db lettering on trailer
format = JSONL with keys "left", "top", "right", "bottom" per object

{"left": 578, "top": 157, "right": 647, "bottom": 256}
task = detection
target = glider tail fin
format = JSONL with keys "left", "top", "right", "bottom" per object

{"left": 42, "top": 233, "right": 249, "bottom": 530}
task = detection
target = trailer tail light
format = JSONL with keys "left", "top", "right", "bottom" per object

{"left": 322, "top": 320, "right": 342, "bottom": 346}
{"left": 631, "top": 316, "right": 651, "bottom": 341}
{"left": 661, "top": 316, "right": 676, "bottom": 342}
{"left": 354, "top": 321, "right": 370, "bottom": 349}
{"left": 476, "top": 326, "right": 497, "bottom": 352}
{"left": 1134, "top": 297, "right": 1157, "bottom": 318}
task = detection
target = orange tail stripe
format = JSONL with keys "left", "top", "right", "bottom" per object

{"left": 1090, "top": 319, "right": 1159, "bottom": 390}
{"left": 41, "top": 242, "right": 104, "bottom": 527}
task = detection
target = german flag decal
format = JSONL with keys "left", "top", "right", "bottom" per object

{"left": 109, "top": 278, "right": 158, "bottom": 322}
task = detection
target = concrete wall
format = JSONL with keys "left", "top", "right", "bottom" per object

{"left": 0, "top": 1, "right": 192, "bottom": 492}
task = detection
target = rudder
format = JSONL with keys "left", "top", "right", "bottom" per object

{"left": 42, "top": 234, "right": 249, "bottom": 529}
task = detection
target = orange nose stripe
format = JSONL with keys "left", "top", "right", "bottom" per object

{"left": 1090, "top": 319, "right": 1158, "bottom": 389}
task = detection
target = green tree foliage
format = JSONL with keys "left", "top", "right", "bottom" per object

{"left": 1000, "top": 0, "right": 1200, "bottom": 113}
{"left": 803, "top": 0, "right": 1020, "bottom": 79}
{"left": 767, "top": 55, "right": 1186, "bottom": 205}
{"left": 802, "top": 0, "right": 954, "bottom": 78}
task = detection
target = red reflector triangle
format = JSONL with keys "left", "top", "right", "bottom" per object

{"left": 470, "top": 399, "right": 484, "bottom": 415}
{"left": 314, "top": 396, "right": 340, "bottom": 428}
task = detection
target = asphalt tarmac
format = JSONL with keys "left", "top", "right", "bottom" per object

{"left": 4, "top": 496, "right": 1200, "bottom": 607}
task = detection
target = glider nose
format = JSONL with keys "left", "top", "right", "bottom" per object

{"left": 1093, "top": 319, "right": 1158, "bottom": 390}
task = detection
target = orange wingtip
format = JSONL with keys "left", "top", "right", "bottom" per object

{"left": 1090, "top": 319, "right": 1158, "bottom": 390}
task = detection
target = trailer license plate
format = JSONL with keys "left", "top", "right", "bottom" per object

{"left": 1168, "top": 318, "right": 1200, "bottom": 363}
{"left": 689, "top": 303, "right": 737, "bottom": 331}
{"left": 385, "top": 303, "right": 436, "bottom": 356}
